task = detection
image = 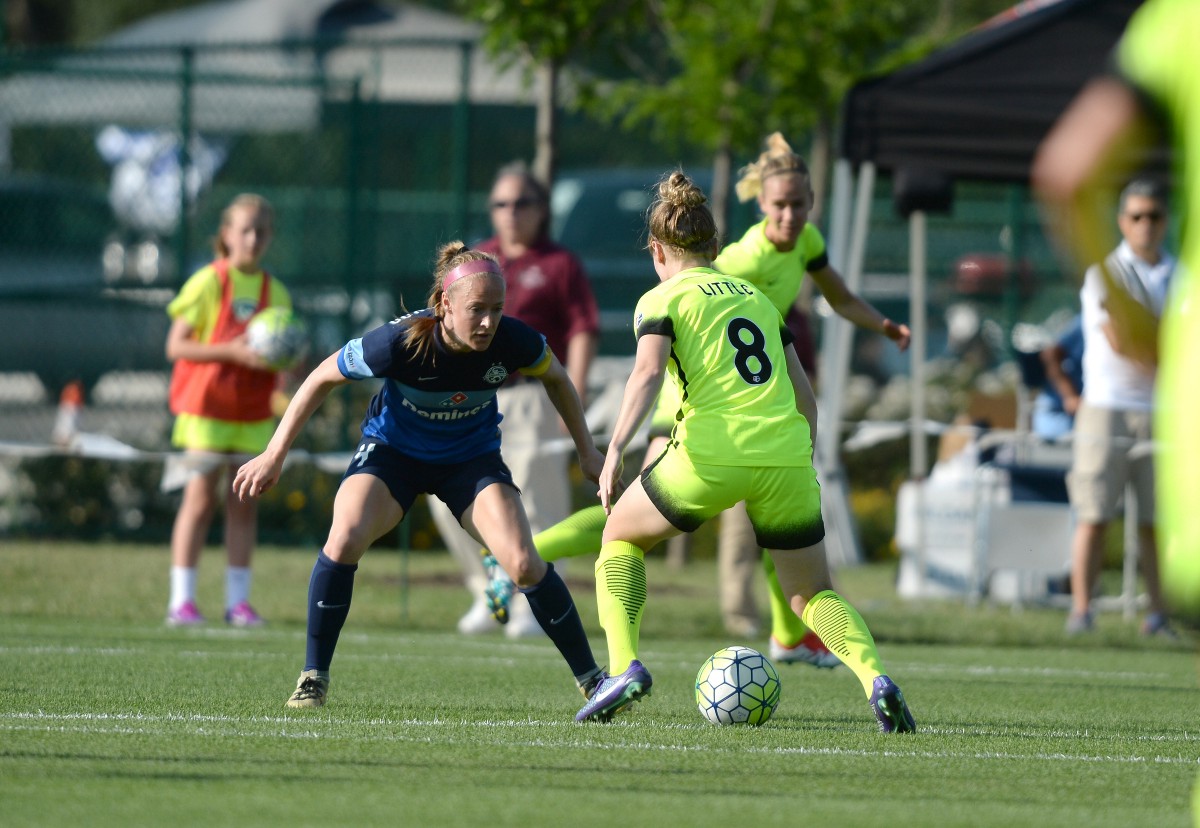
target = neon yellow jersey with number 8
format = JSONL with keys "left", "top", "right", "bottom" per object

{"left": 634, "top": 266, "right": 811, "bottom": 467}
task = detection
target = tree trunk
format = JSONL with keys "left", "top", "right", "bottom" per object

{"left": 532, "top": 59, "right": 559, "bottom": 187}
{"left": 710, "top": 0, "right": 775, "bottom": 239}
{"left": 711, "top": 144, "right": 732, "bottom": 240}
{"left": 808, "top": 117, "right": 832, "bottom": 225}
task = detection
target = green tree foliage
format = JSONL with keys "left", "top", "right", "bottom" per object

{"left": 461, "top": 0, "right": 1016, "bottom": 220}
{"left": 464, "top": 0, "right": 647, "bottom": 64}
{"left": 586, "top": 0, "right": 1018, "bottom": 156}
{"left": 456, "top": 0, "right": 651, "bottom": 183}
{"left": 585, "top": 1, "right": 956, "bottom": 223}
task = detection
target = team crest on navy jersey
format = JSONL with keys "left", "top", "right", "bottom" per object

{"left": 484, "top": 363, "right": 508, "bottom": 384}
{"left": 440, "top": 392, "right": 469, "bottom": 407}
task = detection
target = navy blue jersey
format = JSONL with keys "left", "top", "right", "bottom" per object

{"left": 337, "top": 309, "right": 551, "bottom": 463}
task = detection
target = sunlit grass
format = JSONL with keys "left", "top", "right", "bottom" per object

{"left": 1, "top": 542, "right": 1195, "bottom": 828}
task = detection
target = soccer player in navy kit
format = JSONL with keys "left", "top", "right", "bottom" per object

{"left": 574, "top": 172, "right": 915, "bottom": 733}
{"left": 233, "top": 242, "right": 607, "bottom": 711}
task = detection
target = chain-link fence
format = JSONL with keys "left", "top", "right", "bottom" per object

{"left": 0, "top": 36, "right": 709, "bottom": 443}
{"left": 0, "top": 35, "right": 686, "bottom": 541}
{"left": 0, "top": 36, "right": 1079, "bottom": 543}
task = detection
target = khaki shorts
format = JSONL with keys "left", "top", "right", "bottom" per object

{"left": 1066, "top": 403, "right": 1155, "bottom": 524}
{"left": 641, "top": 443, "right": 825, "bottom": 550}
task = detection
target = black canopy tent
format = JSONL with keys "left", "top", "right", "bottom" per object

{"left": 817, "top": 0, "right": 1145, "bottom": 569}
{"left": 839, "top": 0, "right": 1145, "bottom": 184}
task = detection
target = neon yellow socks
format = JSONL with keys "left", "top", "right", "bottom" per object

{"left": 763, "top": 551, "right": 811, "bottom": 646}
{"left": 800, "top": 589, "right": 887, "bottom": 697}
{"left": 530, "top": 504, "right": 608, "bottom": 563}
{"left": 595, "top": 540, "right": 647, "bottom": 674}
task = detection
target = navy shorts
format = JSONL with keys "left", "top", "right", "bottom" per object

{"left": 341, "top": 438, "right": 519, "bottom": 521}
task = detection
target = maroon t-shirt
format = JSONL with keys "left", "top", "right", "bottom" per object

{"left": 475, "top": 236, "right": 599, "bottom": 363}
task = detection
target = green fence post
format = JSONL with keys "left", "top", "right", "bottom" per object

{"left": 452, "top": 40, "right": 471, "bottom": 236}
{"left": 175, "top": 46, "right": 194, "bottom": 283}
{"left": 344, "top": 76, "right": 410, "bottom": 619}
{"left": 1004, "top": 184, "right": 1027, "bottom": 340}
{"left": 345, "top": 76, "right": 361, "bottom": 294}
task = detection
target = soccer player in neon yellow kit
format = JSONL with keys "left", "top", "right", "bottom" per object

{"left": 1035, "top": 2, "right": 1200, "bottom": 815}
{"left": 488, "top": 135, "right": 910, "bottom": 670}
{"left": 574, "top": 170, "right": 915, "bottom": 732}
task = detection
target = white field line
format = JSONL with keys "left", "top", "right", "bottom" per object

{"left": 4, "top": 710, "right": 1196, "bottom": 744}
{"left": 909, "top": 662, "right": 1181, "bottom": 681}
{"left": 0, "top": 644, "right": 1186, "bottom": 682}
{"left": 1, "top": 711, "right": 1196, "bottom": 766}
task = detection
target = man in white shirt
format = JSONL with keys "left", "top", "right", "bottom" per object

{"left": 1066, "top": 178, "right": 1175, "bottom": 636}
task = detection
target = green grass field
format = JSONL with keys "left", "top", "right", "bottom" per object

{"left": 2, "top": 541, "right": 1196, "bottom": 827}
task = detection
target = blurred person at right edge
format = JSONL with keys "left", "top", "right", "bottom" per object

{"left": 478, "top": 136, "right": 910, "bottom": 667}
{"left": 1033, "top": 1, "right": 1199, "bottom": 818}
{"left": 427, "top": 161, "right": 600, "bottom": 639}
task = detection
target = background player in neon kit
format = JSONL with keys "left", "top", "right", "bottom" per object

{"left": 232, "top": 242, "right": 606, "bottom": 710}
{"left": 427, "top": 162, "right": 600, "bottom": 638}
{"left": 575, "top": 171, "right": 915, "bottom": 734}
{"left": 711, "top": 133, "right": 910, "bottom": 662}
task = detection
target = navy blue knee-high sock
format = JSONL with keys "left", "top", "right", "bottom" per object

{"left": 519, "top": 563, "right": 599, "bottom": 680}
{"left": 305, "top": 550, "right": 358, "bottom": 672}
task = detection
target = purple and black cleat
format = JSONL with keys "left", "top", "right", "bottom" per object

{"left": 575, "top": 660, "right": 653, "bottom": 723}
{"left": 869, "top": 675, "right": 916, "bottom": 733}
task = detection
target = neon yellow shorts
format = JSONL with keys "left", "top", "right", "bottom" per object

{"left": 641, "top": 443, "right": 825, "bottom": 549}
{"left": 171, "top": 412, "right": 275, "bottom": 454}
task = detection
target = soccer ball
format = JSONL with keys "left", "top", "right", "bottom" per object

{"left": 246, "top": 307, "right": 307, "bottom": 371}
{"left": 695, "top": 645, "right": 781, "bottom": 726}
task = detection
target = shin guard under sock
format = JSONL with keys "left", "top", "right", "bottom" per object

{"left": 305, "top": 550, "right": 357, "bottom": 672}
{"left": 801, "top": 589, "right": 888, "bottom": 696}
{"left": 520, "top": 563, "right": 599, "bottom": 681}
{"left": 595, "top": 540, "right": 647, "bottom": 674}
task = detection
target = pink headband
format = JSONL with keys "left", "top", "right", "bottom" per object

{"left": 443, "top": 258, "right": 502, "bottom": 291}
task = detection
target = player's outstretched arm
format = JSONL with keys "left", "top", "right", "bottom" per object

{"left": 809, "top": 265, "right": 910, "bottom": 351}
{"left": 1034, "top": 76, "right": 1159, "bottom": 366}
{"left": 233, "top": 351, "right": 349, "bottom": 500}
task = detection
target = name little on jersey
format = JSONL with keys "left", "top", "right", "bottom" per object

{"left": 697, "top": 279, "right": 755, "bottom": 297}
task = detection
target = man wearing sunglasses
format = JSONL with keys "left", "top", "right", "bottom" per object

{"left": 1065, "top": 177, "right": 1175, "bottom": 637}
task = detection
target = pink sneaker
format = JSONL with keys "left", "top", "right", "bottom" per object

{"left": 769, "top": 630, "right": 842, "bottom": 669}
{"left": 166, "top": 600, "right": 206, "bottom": 627}
{"left": 225, "top": 601, "right": 264, "bottom": 627}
